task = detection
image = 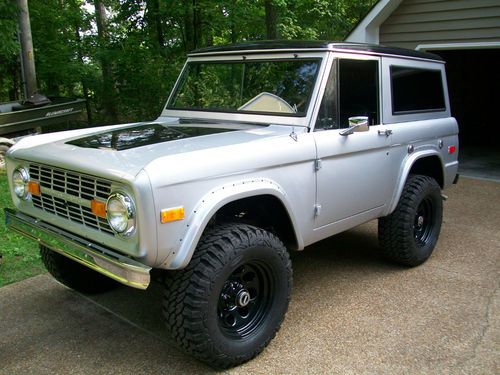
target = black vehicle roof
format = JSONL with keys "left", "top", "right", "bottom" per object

{"left": 189, "top": 40, "right": 443, "bottom": 62}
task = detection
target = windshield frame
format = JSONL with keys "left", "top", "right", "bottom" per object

{"left": 161, "top": 52, "right": 329, "bottom": 127}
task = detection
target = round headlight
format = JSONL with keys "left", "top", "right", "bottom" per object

{"left": 106, "top": 193, "right": 136, "bottom": 236}
{"left": 13, "top": 168, "right": 30, "bottom": 200}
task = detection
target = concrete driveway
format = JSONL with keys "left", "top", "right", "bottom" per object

{"left": 1, "top": 177, "right": 498, "bottom": 374}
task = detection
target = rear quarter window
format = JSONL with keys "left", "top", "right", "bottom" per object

{"left": 390, "top": 66, "right": 445, "bottom": 114}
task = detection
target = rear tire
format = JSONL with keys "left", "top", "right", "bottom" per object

{"left": 40, "top": 245, "right": 118, "bottom": 294}
{"left": 378, "top": 175, "right": 443, "bottom": 266}
{"left": 162, "top": 223, "right": 292, "bottom": 369}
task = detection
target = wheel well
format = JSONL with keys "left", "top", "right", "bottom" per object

{"left": 210, "top": 195, "right": 298, "bottom": 250}
{"left": 409, "top": 155, "right": 444, "bottom": 188}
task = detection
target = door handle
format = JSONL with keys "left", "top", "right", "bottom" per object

{"left": 378, "top": 129, "right": 393, "bottom": 137}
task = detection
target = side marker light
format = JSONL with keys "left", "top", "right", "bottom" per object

{"left": 448, "top": 145, "right": 456, "bottom": 154}
{"left": 161, "top": 207, "right": 185, "bottom": 223}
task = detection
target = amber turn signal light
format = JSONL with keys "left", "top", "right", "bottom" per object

{"left": 91, "top": 199, "right": 107, "bottom": 218}
{"left": 28, "top": 181, "right": 41, "bottom": 196}
{"left": 161, "top": 207, "right": 185, "bottom": 223}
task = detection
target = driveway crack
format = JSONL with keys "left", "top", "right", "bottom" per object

{"left": 457, "top": 278, "right": 499, "bottom": 367}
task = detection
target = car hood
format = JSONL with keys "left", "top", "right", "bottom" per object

{"left": 8, "top": 119, "right": 299, "bottom": 183}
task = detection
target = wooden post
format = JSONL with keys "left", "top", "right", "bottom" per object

{"left": 17, "top": 0, "right": 38, "bottom": 98}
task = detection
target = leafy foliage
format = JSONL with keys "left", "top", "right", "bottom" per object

{"left": 0, "top": 1, "right": 20, "bottom": 101}
{"left": 0, "top": 0, "right": 377, "bottom": 124}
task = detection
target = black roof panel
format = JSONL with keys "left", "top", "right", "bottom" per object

{"left": 190, "top": 40, "right": 443, "bottom": 62}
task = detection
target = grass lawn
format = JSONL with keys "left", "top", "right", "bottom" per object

{"left": 0, "top": 171, "right": 45, "bottom": 287}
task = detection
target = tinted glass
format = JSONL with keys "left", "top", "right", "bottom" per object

{"left": 315, "top": 59, "right": 379, "bottom": 130}
{"left": 168, "top": 59, "right": 320, "bottom": 116}
{"left": 315, "top": 60, "right": 338, "bottom": 130}
{"left": 391, "top": 66, "right": 445, "bottom": 114}
{"left": 339, "top": 59, "right": 379, "bottom": 127}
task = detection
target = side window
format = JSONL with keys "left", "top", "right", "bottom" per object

{"left": 339, "top": 59, "right": 379, "bottom": 127}
{"left": 315, "top": 59, "right": 379, "bottom": 131}
{"left": 391, "top": 66, "right": 445, "bottom": 114}
{"left": 315, "top": 60, "right": 338, "bottom": 131}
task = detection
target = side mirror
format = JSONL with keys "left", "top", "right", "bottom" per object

{"left": 339, "top": 116, "right": 369, "bottom": 136}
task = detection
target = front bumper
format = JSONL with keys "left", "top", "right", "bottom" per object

{"left": 5, "top": 209, "right": 151, "bottom": 289}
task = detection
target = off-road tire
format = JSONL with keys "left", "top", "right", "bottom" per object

{"left": 40, "top": 245, "right": 118, "bottom": 294}
{"left": 162, "top": 223, "right": 292, "bottom": 369}
{"left": 378, "top": 175, "right": 443, "bottom": 266}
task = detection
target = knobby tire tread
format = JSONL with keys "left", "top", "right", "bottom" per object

{"left": 162, "top": 223, "right": 291, "bottom": 369}
{"left": 378, "top": 175, "right": 442, "bottom": 267}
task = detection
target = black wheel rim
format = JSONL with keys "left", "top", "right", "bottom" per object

{"left": 414, "top": 196, "right": 434, "bottom": 247}
{"left": 218, "top": 261, "right": 273, "bottom": 339}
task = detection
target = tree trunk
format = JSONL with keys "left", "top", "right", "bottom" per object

{"left": 264, "top": 0, "right": 278, "bottom": 40}
{"left": 183, "top": 1, "right": 194, "bottom": 52}
{"left": 94, "top": 0, "right": 118, "bottom": 123}
{"left": 146, "top": 0, "right": 165, "bottom": 53}
{"left": 192, "top": 0, "right": 202, "bottom": 49}
{"left": 182, "top": 0, "right": 203, "bottom": 51}
{"left": 153, "top": 0, "right": 165, "bottom": 51}
{"left": 17, "top": 0, "right": 38, "bottom": 98}
{"left": 74, "top": 20, "right": 92, "bottom": 125}
{"left": 229, "top": 0, "right": 237, "bottom": 43}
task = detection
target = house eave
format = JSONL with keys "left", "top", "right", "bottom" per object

{"left": 345, "top": 0, "right": 404, "bottom": 43}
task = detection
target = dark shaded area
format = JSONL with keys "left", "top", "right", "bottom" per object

{"left": 434, "top": 49, "right": 500, "bottom": 147}
{"left": 458, "top": 147, "right": 500, "bottom": 182}
{"left": 67, "top": 124, "right": 236, "bottom": 151}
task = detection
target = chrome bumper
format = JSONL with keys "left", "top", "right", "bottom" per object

{"left": 5, "top": 209, "right": 151, "bottom": 290}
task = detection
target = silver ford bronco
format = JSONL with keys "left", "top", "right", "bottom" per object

{"left": 5, "top": 41, "right": 459, "bottom": 368}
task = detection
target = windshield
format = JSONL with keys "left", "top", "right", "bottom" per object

{"left": 167, "top": 59, "right": 321, "bottom": 116}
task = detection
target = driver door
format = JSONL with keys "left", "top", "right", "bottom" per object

{"left": 313, "top": 56, "right": 397, "bottom": 231}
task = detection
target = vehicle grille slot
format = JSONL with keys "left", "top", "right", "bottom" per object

{"left": 29, "top": 163, "right": 114, "bottom": 235}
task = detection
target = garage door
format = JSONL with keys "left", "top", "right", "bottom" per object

{"left": 433, "top": 48, "right": 500, "bottom": 181}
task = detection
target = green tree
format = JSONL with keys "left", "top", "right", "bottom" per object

{"left": 0, "top": 0, "right": 20, "bottom": 100}
{"left": 1, "top": 0, "right": 377, "bottom": 123}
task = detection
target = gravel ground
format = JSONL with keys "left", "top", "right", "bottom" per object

{"left": 0, "top": 177, "right": 498, "bottom": 374}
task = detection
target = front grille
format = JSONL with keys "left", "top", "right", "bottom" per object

{"left": 29, "top": 163, "right": 114, "bottom": 235}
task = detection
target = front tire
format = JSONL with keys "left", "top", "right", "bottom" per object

{"left": 162, "top": 223, "right": 292, "bottom": 369}
{"left": 378, "top": 175, "right": 443, "bottom": 266}
{"left": 40, "top": 245, "right": 118, "bottom": 294}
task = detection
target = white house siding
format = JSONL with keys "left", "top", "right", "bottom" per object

{"left": 379, "top": 0, "right": 500, "bottom": 49}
